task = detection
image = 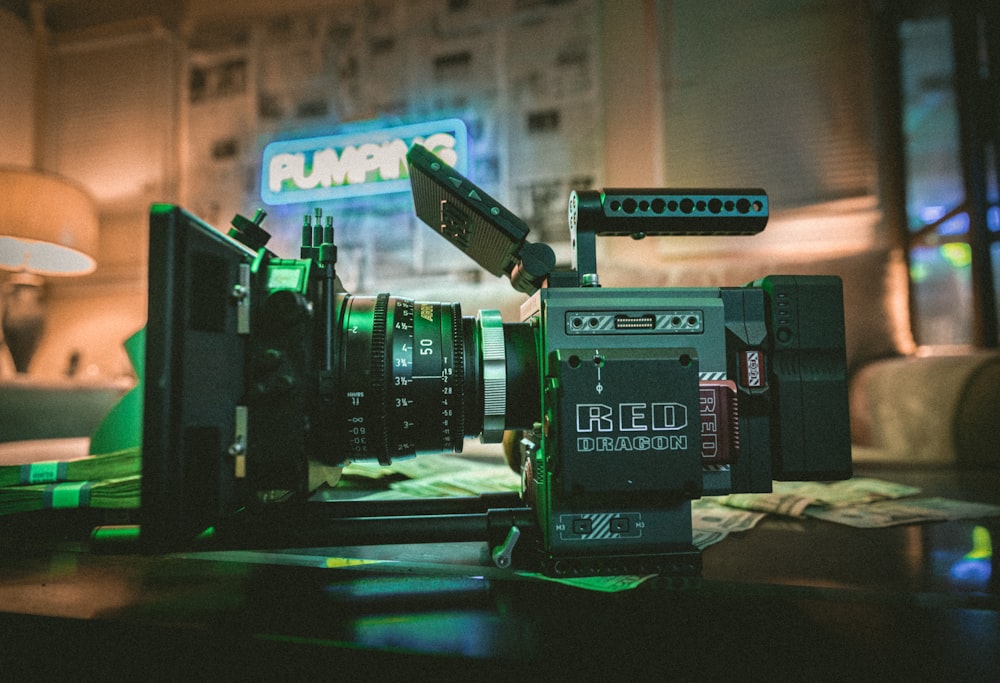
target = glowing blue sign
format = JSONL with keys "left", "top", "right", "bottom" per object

{"left": 260, "top": 119, "right": 468, "bottom": 205}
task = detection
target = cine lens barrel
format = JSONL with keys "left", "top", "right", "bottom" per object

{"left": 333, "top": 294, "right": 537, "bottom": 465}
{"left": 336, "top": 294, "right": 463, "bottom": 464}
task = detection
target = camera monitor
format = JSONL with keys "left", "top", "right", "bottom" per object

{"left": 407, "top": 143, "right": 555, "bottom": 293}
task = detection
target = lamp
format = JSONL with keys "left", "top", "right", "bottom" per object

{"left": 0, "top": 167, "right": 99, "bottom": 373}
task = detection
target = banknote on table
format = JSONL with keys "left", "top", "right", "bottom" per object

{"left": 775, "top": 479, "right": 923, "bottom": 507}
{"left": 388, "top": 464, "right": 521, "bottom": 497}
{"left": 341, "top": 453, "right": 500, "bottom": 481}
{"left": 0, "top": 443, "right": 142, "bottom": 516}
{"left": 389, "top": 456, "right": 521, "bottom": 498}
{"left": 692, "top": 498, "right": 768, "bottom": 532}
{"left": 711, "top": 478, "right": 922, "bottom": 518}
{"left": 340, "top": 453, "right": 521, "bottom": 497}
{"left": 691, "top": 497, "right": 767, "bottom": 548}
{"left": 711, "top": 492, "right": 815, "bottom": 517}
{"left": 0, "top": 446, "right": 141, "bottom": 487}
{"left": 805, "top": 496, "right": 1000, "bottom": 528}
{"left": 0, "top": 475, "right": 141, "bottom": 515}
{"left": 692, "top": 529, "right": 729, "bottom": 550}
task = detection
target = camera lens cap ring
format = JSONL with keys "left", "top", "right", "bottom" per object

{"left": 477, "top": 309, "right": 507, "bottom": 443}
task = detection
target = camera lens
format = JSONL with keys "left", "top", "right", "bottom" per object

{"left": 332, "top": 294, "right": 537, "bottom": 465}
{"left": 334, "top": 294, "right": 463, "bottom": 464}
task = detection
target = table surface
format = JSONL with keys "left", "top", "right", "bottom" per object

{"left": 1, "top": 464, "right": 998, "bottom": 679}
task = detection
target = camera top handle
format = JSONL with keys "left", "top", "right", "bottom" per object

{"left": 568, "top": 188, "right": 768, "bottom": 287}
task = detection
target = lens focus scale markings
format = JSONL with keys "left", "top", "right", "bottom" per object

{"left": 388, "top": 297, "right": 416, "bottom": 458}
{"left": 337, "top": 294, "right": 468, "bottom": 463}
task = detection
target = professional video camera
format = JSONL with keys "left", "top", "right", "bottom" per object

{"left": 140, "top": 143, "right": 851, "bottom": 578}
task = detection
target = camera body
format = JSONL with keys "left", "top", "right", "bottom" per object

{"left": 141, "top": 144, "right": 851, "bottom": 576}
{"left": 519, "top": 275, "right": 849, "bottom": 574}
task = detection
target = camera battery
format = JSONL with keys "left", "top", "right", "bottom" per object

{"left": 699, "top": 380, "right": 739, "bottom": 465}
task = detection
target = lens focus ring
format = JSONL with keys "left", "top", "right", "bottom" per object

{"left": 477, "top": 309, "right": 506, "bottom": 443}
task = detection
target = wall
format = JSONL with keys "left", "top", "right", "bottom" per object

{"left": 0, "top": 9, "right": 36, "bottom": 377}
{"left": 1, "top": 0, "right": 883, "bottom": 379}
{"left": 33, "top": 18, "right": 179, "bottom": 380}
{"left": 603, "top": 0, "right": 882, "bottom": 280}
{"left": 0, "top": 9, "right": 34, "bottom": 167}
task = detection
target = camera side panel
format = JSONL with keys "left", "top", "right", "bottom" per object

{"left": 142, "top": 204, "right": 254, "bottom": 549}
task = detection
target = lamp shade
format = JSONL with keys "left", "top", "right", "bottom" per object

{"left": 0, "top": 167, "right": 99, "bottom": 276}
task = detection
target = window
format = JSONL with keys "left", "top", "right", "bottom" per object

{"left": 887, "top": 2, "right": 999, "bottom": 347}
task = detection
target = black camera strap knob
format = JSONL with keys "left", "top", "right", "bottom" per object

{"left": 229, "top": 208, "right": 271, "bottom": 252}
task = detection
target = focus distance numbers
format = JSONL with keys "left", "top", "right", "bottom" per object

{"left": 336, "top": 294, "right": 466, "bottom": 464}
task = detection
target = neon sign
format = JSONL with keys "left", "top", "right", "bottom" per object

{"left": 260, "top": 119, "right": 468, "bottom": 205}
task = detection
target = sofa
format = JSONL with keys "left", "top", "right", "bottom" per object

{"left": 0, "top": 375, "right": 128, "bottom": 445}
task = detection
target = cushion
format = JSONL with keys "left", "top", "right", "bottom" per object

{"left": 850, "top": 353, "right": 1000, "bottom": 466}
